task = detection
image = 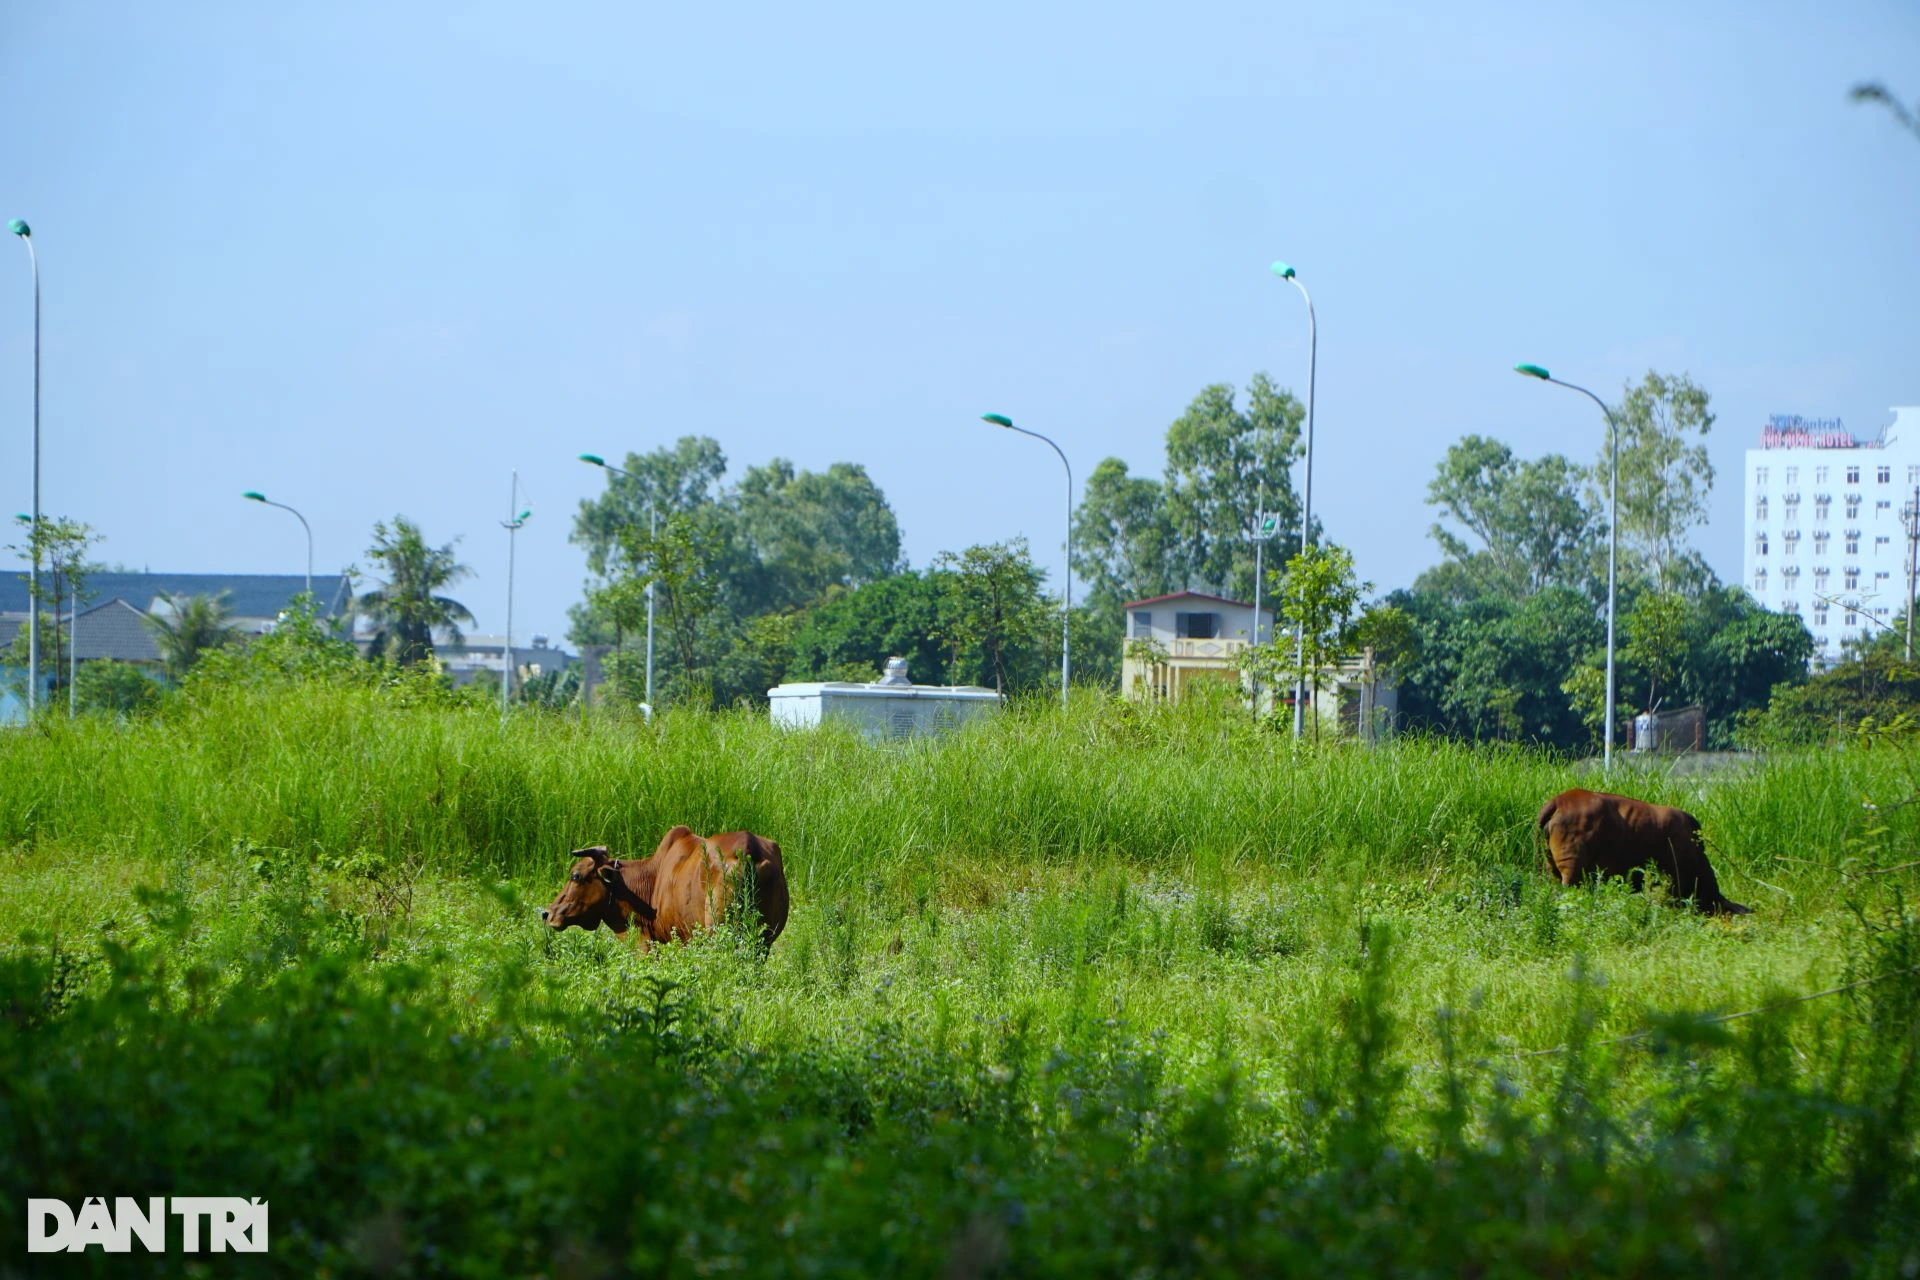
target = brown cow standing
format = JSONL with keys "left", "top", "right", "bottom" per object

{"left": 1537, "top": 788, "right": 1749, "bottom": 916}
{"left": 541, "top": 825, "right": 791, "bottom": 949}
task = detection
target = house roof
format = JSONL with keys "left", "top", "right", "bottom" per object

{"left": 0, "top": 572, "right": 352, "bottom": 622}
{"left": 70, "top": 598, "right": 163, "bottom": 664}
{"left": 1121, "top": 590, "right": 1263, "bottom": 611}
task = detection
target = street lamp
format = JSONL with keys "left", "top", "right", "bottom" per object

{"left": 11, "top": 219, "right": 39, "bottom": 713}
{"left": 981, "top": 413, "right": 1072, "bottom": 709}
{"left": 1271, "top": 261, "right": 1318, "bottom": 739}
{"left": 579, "top": 453, "right": 655, "bottom": 711}
{"left": 1516, "top": 362, "right": 1620, "bottom": 772}
{"left": 501, "top": 471, "right": 531, "bottom": 720}
{"left": 241, "top": 491, "right": 314, "bottom": 600}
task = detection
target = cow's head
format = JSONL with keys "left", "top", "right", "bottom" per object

{"left": 541, "top": 846, "right": 655, "bottom": 933}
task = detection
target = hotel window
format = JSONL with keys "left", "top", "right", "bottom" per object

{"left": 1755, "top": 496, "right": 1769, "bottom": 520}
{"left": 1814, "top": 530, "right": 1831, "bottom": 554}
{"left": 1817, "top": 466, "right": 1829, "bottom": 484}
{"left": 1754, "top": 568, "right": 1768, "bottom": 592}
{"left": 1845, "top": 568, "right": 1860, "bottom": 590}
{"left": 1879, "top": 466, "right": 1892, "bottom": 484}
{"left": 1756, "top": 533, "right": 1769, "bottom": 555}
{"left": 1815, "top": 495, "right": 1831, "bottom": 521}
{"left": 1847, "top": 531, "right": 1862, "bottom": 555}
{"left": 1848, "top": 465, "right": 1862, "bottom": 484}
{"left": 1756, "top": 466, "right": 1769, "bottom": 485}
{"left": 1847, "top": 610, "right": 1859, "bottom": 626}
{"left": 1130, "top": 612, "right": 1153, "bottom": 638}
{"left": 1880, "top": 500, "right": 1894, "bottom": 512}
{"left": 1786, "top": 467, "right": 1799, "bottom": 485}
{"left": 1910, "top": 465, "right": 1920, "bottom": 486}
{"left": 1847, "top": 495, "right": 1863, "bottom": 519}
{"left": 1785, "top": 600, "right": 1801, "bottom": 615}
{"left": 1783, "top": 529, "right": 1801, "bottom": 553}
{"left": 1815, "top": 567, "right": 1831, "bottom": 591}
{"left": 1878, "top": 571, "right": 1893, "bottom": 582}
{"left": 1815, "top": 605, "right": 1829, "bottom": 626}
{"left": 1878, "top": 535, "right": 1893, "bottom": 548}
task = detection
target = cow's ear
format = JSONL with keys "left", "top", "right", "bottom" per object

{"left": 596, "top": 864, "right": 620, "bottom": 885}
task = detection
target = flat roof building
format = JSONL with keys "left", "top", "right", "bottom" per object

{"left": 1742, "top": 407, "right": 1920, "bottom": 665}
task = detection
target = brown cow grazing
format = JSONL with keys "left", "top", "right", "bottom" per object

{"left": 1537, "top": 788, "right": 1749, "bottom": 915}
{"left": 541, "top": 826, "right": 791, "bottom": 949}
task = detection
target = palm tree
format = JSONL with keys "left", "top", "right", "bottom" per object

{"left": 143, "top": 590, "right": 240, "bottom": 681}
{"left": 357, "top": 517, "right": 474, "bottom": 667}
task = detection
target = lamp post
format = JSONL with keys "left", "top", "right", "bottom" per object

{"left": 1516, "top": 362, "right": 1620, "bottom": 771}
{"left": 1271, "top": 261, "right": 1317, "bottom": 739}
{"left": 11, "top": 220, "right": 39, "bottom": 713}
{"left": 500, "top": 472, "right": 531, "bottom": 720}
{"left": 241, "top": 491, "right": 314, "bottom": 601}
{"left": 579, "top": 453, "right": 655, "bottom": 711}
{"left": 981, "top": 413, "right": 1072, "bottom": 709}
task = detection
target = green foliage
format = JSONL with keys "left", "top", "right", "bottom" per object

{"left": 789, "top": 571, "right": 950, "bottom": 683}
{"left": 1397, "top": 585, "right": 1606, "bottom": 746}
{"left": 932, "top": 540, "right": 1051, "bottom": 695}
{"left": 71, "top": 659, "right": 162, "bottom": 718}
{"left": 142, "top": 589, "right": 240, "bottom": 680}
{"left": 188, "top": 596, "right": 367, "bottom": 690}
{"left": 1245, "top": 545, "right": 1368, "bottom": 734}
{"left": 357, "top": 516, "right": 474, "bottom": 667}
{"left": 1163, "top": 373, "right": 1306, "bottom": 600}
{"left": 1427, "top": 435, "right": 1601, "bottom": 598}
{"left": 4, "top": 514, "right": 102, "bottom": 701}
{"left": 729, "top": 458, "right": 902, "bottom": 612}
{"left": 1071, "top": 455, "right": 1179, "bottom": 614}
{"left": 1744, "top": 646, "right": 1920, "bottom": 746}
{"left": 1596, "top": 371, "right": 1717, "bottom": 594}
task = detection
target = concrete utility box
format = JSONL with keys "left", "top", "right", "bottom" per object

{"left": 768, "top": 658, "right": 1000, "bottom": 741}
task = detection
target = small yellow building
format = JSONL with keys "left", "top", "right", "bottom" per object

{"left": 1119, "top": 590, "right": 1398, "bottom": 739}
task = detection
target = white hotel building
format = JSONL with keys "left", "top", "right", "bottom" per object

{"left": 1743, "top": 407, "right": 1920, "bottom": 666}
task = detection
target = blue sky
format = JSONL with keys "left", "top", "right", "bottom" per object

{"left": 3, "top": 1, "right": 1917, "bottom": 644}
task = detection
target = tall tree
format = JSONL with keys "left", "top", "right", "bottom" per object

{"left": 1071, "top": 457, "right": 1179, "bottom": 614}
{"left": 572, "top": 436, "right": 729, "bottom": 580}
{"left": 357, "top": 517, "right": 474, "bottom": 667}
{"left": 144, "top": 590, "right": 240, "bottom": 681}
{"left": 933, "top": 540, "right": 1049, "bottom": 696}
{"left": 1244, "top": 544, "right": 1368, "bottom": 738}
{"left": 5, "top": 515, "right": 100, "bottom": 701}
{"left": 1426, "top": 436, "right": 1601, "bottom": 599}
{"left": 622, "top": 510, "right": 723, "bottom": 704}
{"left": 1593, "top": 372, "right": 1716, "bottom": 593}
{"left": 1163, "top": 374, "right": 1305, "bottom": 600}
{"left": 727, "top": 458, "right": 903, "bottom": 613}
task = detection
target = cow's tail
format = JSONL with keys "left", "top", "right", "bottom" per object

{"left": 1536, "top": 797, "right": 1558, "bottom": 831}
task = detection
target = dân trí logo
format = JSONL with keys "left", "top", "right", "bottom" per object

{"left": 27, "top": 1197, "right": 268, "bottom": 1254}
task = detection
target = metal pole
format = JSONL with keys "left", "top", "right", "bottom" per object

{"left": 1906, "top": 484, "right": 1918, "bottom": 662}
{"left": 983, "top": 417, "right": 1072, "bottom": 708}
{"left": 1537, "top": 375, "right": 1619, "bottom": 772}
{"left": 1275, "top": 268, "right": 1317, "bottom": 739}
{"left": 12, "top": 223, "right": 39, "bottom": 715}
{"left": 502, "top": 472, "right": 519, "bottom": 719}
{"left": 1251, "top": 489, "right": 1265, "bottom": 715}
{"left": 645, "top": 504, "right": 656, "bottom": 711}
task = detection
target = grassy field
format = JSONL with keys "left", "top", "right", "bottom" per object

{"left": 2, "top": 683, "right": 1917, "bottom": 1276}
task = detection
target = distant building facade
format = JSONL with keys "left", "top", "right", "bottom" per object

{"left": 1118, "top": 590, "right": 1398, "bottom": 738}
{"left": 1742, "top": 407, "right": 1920, "bottom": 666}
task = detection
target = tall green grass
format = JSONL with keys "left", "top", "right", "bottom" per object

{"left": 3, "top": 682, "right": 1910, "bottom": 901}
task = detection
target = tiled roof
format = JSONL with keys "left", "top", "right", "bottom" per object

{"left": 70, "top": 599, "right": 163, "bottom": 664}
{"left": 0, "top": 572, "right": 351, "bottom": 621}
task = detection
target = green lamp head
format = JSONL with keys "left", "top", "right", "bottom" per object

{"left": 242, "top": 491, "right": 268, "bottom": 503}
{"left": 578, "top": 453, "right": 607, "bottom": 467}
{"left": 981, "top": 413, "right": 1013, "bottom": 428}
{"left": 1270, "top": 261, "right": 1296, "bottom": 280}
{"left": 1513, "top": 363, "right": 1551, "bottom": 381}
{"left": 7, "top": 220, "right": 29, "bottom": 239}
{"left": 516, "top": 508, "right": 532, "bottom": 522}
